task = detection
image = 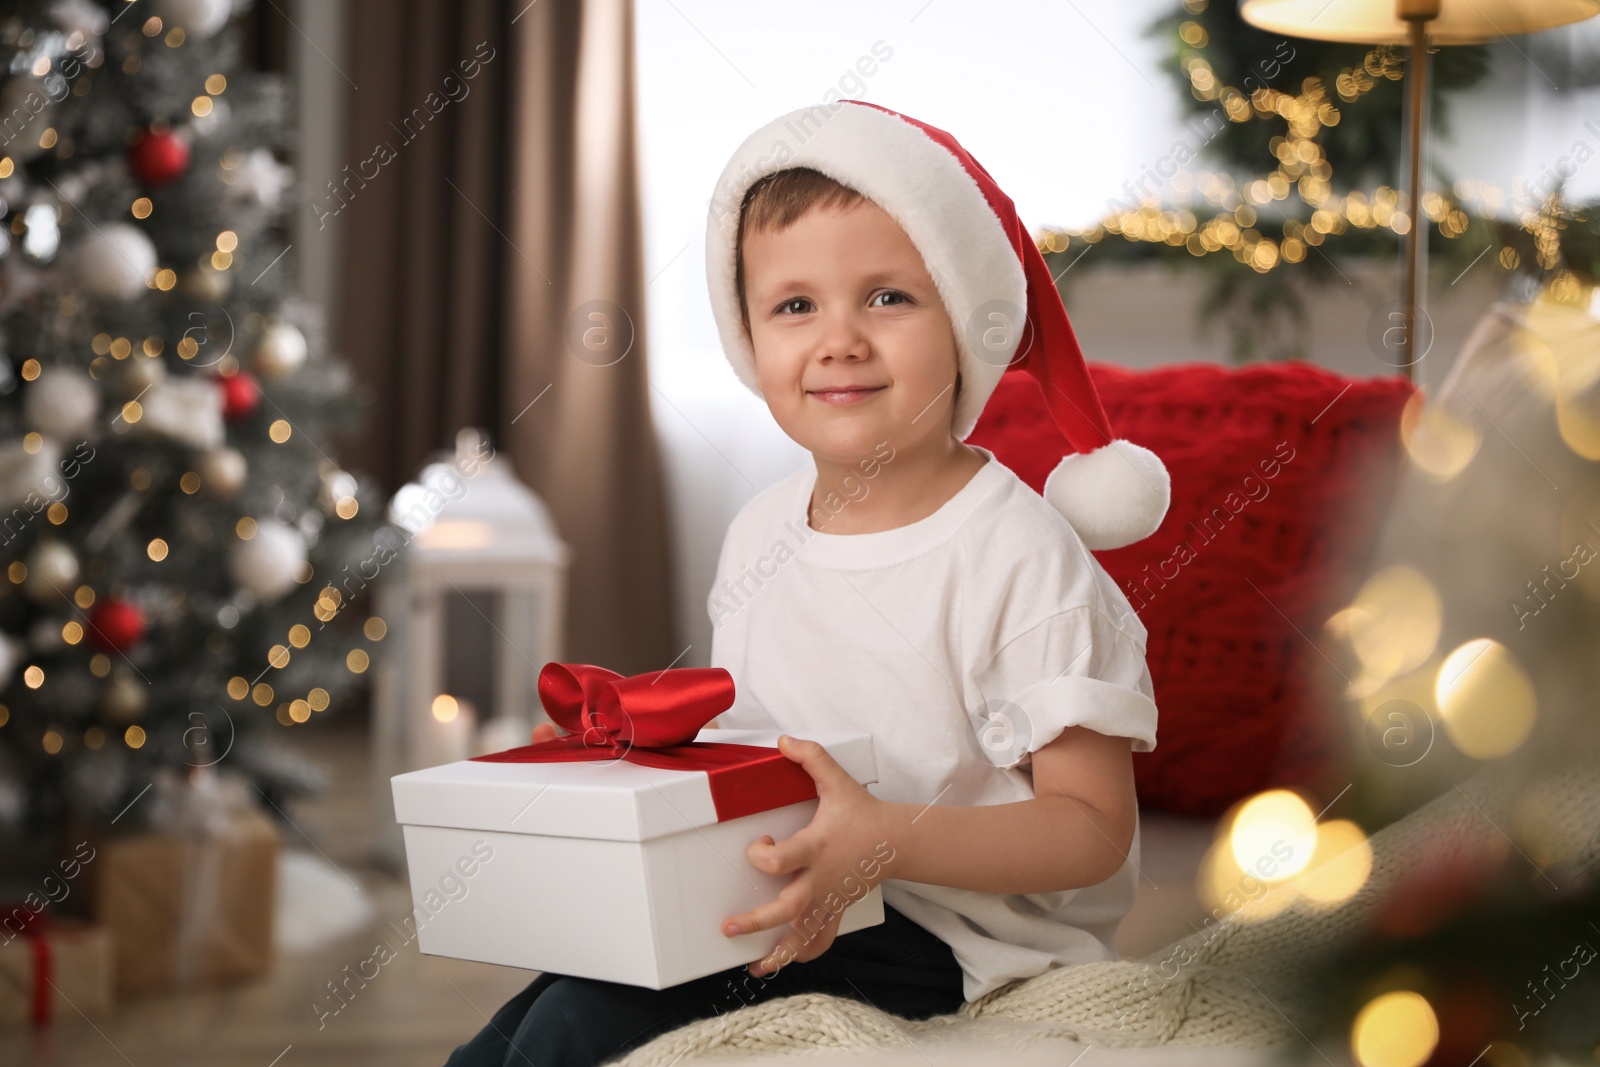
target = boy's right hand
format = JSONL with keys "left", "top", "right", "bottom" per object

{"left": 530, "top": 722, "right": 560, "bottom": 745}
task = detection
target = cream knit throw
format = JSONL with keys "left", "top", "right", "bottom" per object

{"left": 615, "top": 761, "right": 1600, "bottom": 1065}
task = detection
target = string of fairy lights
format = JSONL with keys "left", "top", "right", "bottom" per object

{"left": 1039, "top": 0, "right": 1584, "bottom": 303}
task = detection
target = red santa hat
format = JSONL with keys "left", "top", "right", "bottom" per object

{"left": 704, "top": 99, "right": 1170, "bottom": 551}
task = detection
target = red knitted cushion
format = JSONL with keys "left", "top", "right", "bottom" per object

{"left": 968, "top": 361, "right": 1415, "bottom": 817}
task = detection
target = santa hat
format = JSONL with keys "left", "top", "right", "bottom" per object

{"left": 704, "top": 99, "right": 1170, "bottom": 551}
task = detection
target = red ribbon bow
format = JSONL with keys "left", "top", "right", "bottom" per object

{"left": 471, "top": 662, "right": 818, "bottom": 821}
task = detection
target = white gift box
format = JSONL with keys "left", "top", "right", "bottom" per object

{"left": 390, "top": 728, "right": 886, "bottom": 989}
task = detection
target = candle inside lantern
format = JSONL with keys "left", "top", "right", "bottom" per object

{"left": 423, "top": 693, "right": 477, "bottom": 765}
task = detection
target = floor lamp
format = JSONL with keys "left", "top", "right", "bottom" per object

{"left": 1239, "top": 0, "right": 1600, "bottom": 380}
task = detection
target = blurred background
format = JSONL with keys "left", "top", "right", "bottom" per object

{"left": 2, "top": 0, "right": 1600, "bottom": 1064}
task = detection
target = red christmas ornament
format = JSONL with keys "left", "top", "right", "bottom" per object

{"left": 127, "top": 128, "right": 191, "bottom": 187}
{"left": 88, "top": 598, "right": 146, "bottom": 654}
{"left": 218, "top": 372, "right": 260, "bottom": 422}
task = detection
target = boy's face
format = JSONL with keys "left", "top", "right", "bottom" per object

{"left": 741, "top": 199, "right": 958, "bottom": 465}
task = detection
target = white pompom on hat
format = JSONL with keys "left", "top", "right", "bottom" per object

{"left": 705, "top": 100, "right": 1169, "bottom": 551}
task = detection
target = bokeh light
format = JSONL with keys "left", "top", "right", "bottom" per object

{"left": 1435, "top": 639, "right": 1537, "bottom": 759}
{"left": 1328, "top": 566, "right": 1442, "bottom": 697}
{"left": 1399, "top": 390, "right": 1481, "bottom": 483}
{"left": 1197, "top": 834, "right": 1298, "bottom": 921}
{"left": 1351, "top": 990, "right": 1438, "bottom": 1067}
{"left": 1296, "top": 819, "right": 1371, "bottom": 907}
{"left": 1230, "top": 789, "right": 1317, "bottom": 879}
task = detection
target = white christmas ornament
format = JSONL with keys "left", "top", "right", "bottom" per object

{"left": 19, "top": 202, "right": 60, "bottom": 262}
{"left": 23, "top": 541, "right": 79, "bottom": 603}
{"left": 47, "top": 0, "right": 110, "bottom": 38}
{"left": 251, "top": 320, "right": 307, "bottom": 379}
{"left": 137, "top": 376, "right": 224, "bottom": 450}
{"left": 198, "top": 447, "right": 248, "bottom": 498}
{"left": 152, "top": 0, "right": 231, "bottom": 38}
{"left": 24, "top": 369, "right": 99, "bottom": 439}
{"left": 71, "top": 223, "right": 157, "bottom": 300}
{"left": 229, "top": 520, "right": 305, "bottom": 601}
{"left": 224, "top": 147, "right": 292, "bottom": 208}
{"left": 0, "top": 439, "right": 63, "bottom": 510}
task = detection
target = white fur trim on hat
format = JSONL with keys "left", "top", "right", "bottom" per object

{"left": 705, "top": 102, "right": 1024, "bottom": 440}
{"left": 1043, "top": 440, "right": 1171, "bottom": 551}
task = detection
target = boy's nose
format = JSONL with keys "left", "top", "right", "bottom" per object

{"left": 814, "top": 315, "right": 870, "bottom": 361}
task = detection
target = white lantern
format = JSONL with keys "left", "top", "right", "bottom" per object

{"left": 370, "top": 428, "right": 570, "bottom": 867}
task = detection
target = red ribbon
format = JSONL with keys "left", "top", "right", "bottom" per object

{"left": 471, "top": 662, "right": 818, "bottom": 821}
{"left": 1, "top": 902, "right": 52, "bottom": 1025}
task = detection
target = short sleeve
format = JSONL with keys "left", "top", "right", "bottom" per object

{"left": 968, "top": 606, "right": 1158, "bottom": 770}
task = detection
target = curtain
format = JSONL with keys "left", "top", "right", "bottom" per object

{"left": 336, "top": 0, "right": 676, "bottom": 675}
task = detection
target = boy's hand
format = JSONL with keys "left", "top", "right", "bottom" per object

{"left": 529, "top": 722, "right": 560, "bottom": 745}
{"left": 721, "top": 735, "right": 896, "bottom": 978}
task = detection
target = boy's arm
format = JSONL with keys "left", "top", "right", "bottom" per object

{"left": 867, "top": 605, "right": 1150, "bottom": 894}
{"left": 728, "top": 726, "right": 1140, "bottom": 975}
{"left": 876, "top": 723, "right": 1137, "bottom": 895}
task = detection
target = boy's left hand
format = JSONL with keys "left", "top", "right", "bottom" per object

{"left": 722, "top": 735, "right": 896, "bottom": 978}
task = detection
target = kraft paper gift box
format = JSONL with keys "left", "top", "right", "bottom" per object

{"left": 0, "top": 914, "right": 115, "bottom": 1028}
{"left": 90, "top": 772, "right": 280, "bottom": 994}
{"left": 391, "top": 662, "right": 886, "bottom": 989}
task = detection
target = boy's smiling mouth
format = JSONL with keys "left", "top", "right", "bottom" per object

{"left": 808, "top": 384, "right": 886, "bottom": 406}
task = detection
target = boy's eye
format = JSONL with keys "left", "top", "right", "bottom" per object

{"left": 775, "top": 298, "right": 812, "bottom": 316}
{"left": 871, "top": 290, "right": 909, "bottom": 307}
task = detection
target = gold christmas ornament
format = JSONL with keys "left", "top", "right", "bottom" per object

{"left": 179, "top": 264, "right": 232, "bottom": 303}
{"left": 250, "top": 319, "right": 307, "bottom": 380}
{"left": 99, "top": 668, "right": 149, "bottom": 722}
{"left": 118, "top": 355, "right": 168, "bottom": 397}
{"left": 197, "top": 446, "right": 248, "bottom": 498}
{"left": 22, "top": 541, "right": 79, "bottom": 603}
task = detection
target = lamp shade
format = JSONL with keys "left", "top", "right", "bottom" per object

{"left": 1240, "top": 0, "right": 1600, "bottom": 44}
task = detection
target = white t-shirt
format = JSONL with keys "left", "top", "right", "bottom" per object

{"left": 706, "top": 444, "right": 1159, "bottom": 1003}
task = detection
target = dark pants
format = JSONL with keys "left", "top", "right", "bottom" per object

{"left": 443, "top": 903, "right": 965, "bottom": 1067}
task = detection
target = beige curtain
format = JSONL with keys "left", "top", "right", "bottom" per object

{"left": 336, "top": 0, "right": 676, "bottom": 675}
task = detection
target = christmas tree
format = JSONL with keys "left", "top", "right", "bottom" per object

{"left": 0, "top": 0, "right": 384, "bottom": 838}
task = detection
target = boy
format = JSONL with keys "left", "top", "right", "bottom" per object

{"left": 446, "top": 100, "right": 1168, "bottom": 1067}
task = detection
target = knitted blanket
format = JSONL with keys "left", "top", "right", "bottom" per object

{"left": 615, "top": 760, "right": 1598, "bottom": 1064}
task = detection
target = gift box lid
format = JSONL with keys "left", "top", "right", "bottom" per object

{"left": 391, "top": 729, "right": 877, "bottom": 843}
